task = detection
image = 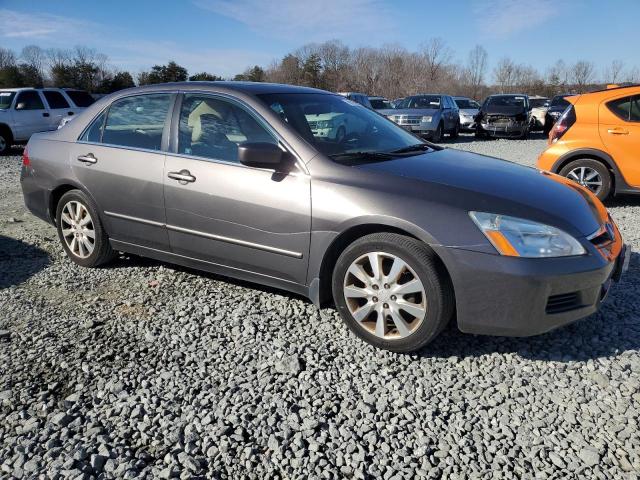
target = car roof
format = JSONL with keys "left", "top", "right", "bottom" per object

{"left": 121, "top": 81, "right": 331, "bottom": 97}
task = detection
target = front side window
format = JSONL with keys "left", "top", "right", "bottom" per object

{"left": 259, "top": 92, "right": 424, "bottom": 161}
{"left": 102, "top": 94, "right": 172, "bottom": 150}
{"left": 43, "top": 91, "right": 70, "bottom": 109}
{"left": 0, "top": 91, "right": 16, "bottom": 110}
{"left": 15, "top": 91, "right": 44, "bottom": 110}
{"left": 631, "top": 96, "right": 640, "bottom": 122}
{"left": 178, "top": 94, "right": 277, "bottom": 163}
{"left": 607, "top": 96, "right": 632, "bottom": 121}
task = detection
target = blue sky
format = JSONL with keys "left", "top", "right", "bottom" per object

{"left": 1, "top": 0, "right": 638, "bottom": 79}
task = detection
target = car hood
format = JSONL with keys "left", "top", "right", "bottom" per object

{"left": 356, "top": 148, "right": 604, "bottom": 237}
{"left": 459, "top": 108, "right": 478, "bottom": 116}
{"left": 482, "top": 105, "right": 526, "bottom": 116}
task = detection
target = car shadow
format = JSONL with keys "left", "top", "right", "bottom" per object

{"left": 605, "top": 195, "right": 640, "bottom": 208}
{"left": 0, "top": 145, "right": 24, "bottom": 157}
{"left": 0, "top": 235, "right": 51, "bottom": 288}
{"left": 420, "top": 251, "right": 640, "bottom": 363}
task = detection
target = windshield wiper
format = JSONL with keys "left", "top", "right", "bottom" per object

{"left": 389, "top": 143, "right": 432, "bottom": 154}
{"left": 329, "top": 151, "right": 396, "bottom": 160}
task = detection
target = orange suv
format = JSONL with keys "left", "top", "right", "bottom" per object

{"left": 537, "top": 85, "right": 640, "bottom": 200}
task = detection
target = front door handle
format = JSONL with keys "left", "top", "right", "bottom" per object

{"left": 168, "top": 170, "right": 196, "bottom": 184}
{"left": 77, "top": 154, "right": 97, "bottom": 165}
{"left": 608, "top": 128, "right": 629, "bottom": 135}
{"left": 68, "top": 111, "right": 74, "bottom": 116}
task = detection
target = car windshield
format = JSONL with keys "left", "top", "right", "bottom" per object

{"left": 398, "top": 96, "right": 441, "bottom": 109}
{"left": 486, "top": 96, "right": 526, "bottom": 108}
{"left": 454, "top": 98, "right": 478, "bottom": 109}
{"left": 0, "top": 91, "right": 16, "bottom": 109}
{"left": 529, "top": 98, "right": 548, "bottom": 108}
{"left": 370, "top": 98, "right": 393, "bottom": 110}
{"left": 258, "top": 92, "right": 429, "bottom": 163}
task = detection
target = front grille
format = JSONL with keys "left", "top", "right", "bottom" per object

{"left": 390, "top": 115, "right": 421, "bottom": 125}
{"left": 546, "top": 292, "right": 581, "bottom": 314}
{"left": 486, "top": 115, "right": 514, "bottom": 125}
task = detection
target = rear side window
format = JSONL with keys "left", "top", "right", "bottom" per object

{"left": 15, "top": 91, "right": 44, "bottom": 110}
{"left": 607, "top": 96, "right": 632, "bottom": 121}
{"left": 102, "top": 94, "right": 172, "bottom": 151}
{"left": 66, "top": 90, "right": 96, "bottom": 107}
{"left": 43, "top": 91, "right": 70, "bottom": 109}
{"left": 630, "top": 96, "right": 640, "bottom": 122}
{"left": 80, "top": 111, "right": 106, "bottom": 143}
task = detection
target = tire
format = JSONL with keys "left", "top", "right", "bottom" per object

{"left": 0, "top": 128, "right": 12, "bottom": 155}
{"left": 520, "top": 127, "right": 529, "bottom": 140}
{"left": 450, "top": 121, "right": 460, "bottom": 139}
{"left": 559, "top": 159, "right": 612, "bottom": 201}
{"left": 55, "top": 189, "right": 115, "bottom": 267}
{"left": 432, "top": 123, "right": 443, "bottom": 143}
{"left": 332, "top": 233, "right": 454, "bottom": 353}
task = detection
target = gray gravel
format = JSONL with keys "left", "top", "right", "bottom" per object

{"left": 1, "top": 137, "right": 639, "bottom": 479}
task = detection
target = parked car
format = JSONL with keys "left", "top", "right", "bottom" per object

{"left": 538, "top": 84, "right": 640, "bottom": 200}
{"left": 543, "top": 94, "right": 576, "bottom": 135}
{"left": 529, "top": 95, "right": 550, "bottom": 130}
{"left": 368, "top": 96, "right": 394, "bottom": 111}
{"left": 0, "top": 87, "right": 94, "bottom": 154}
{"left": 475, "top": 94, "right": 531, "bottom": 139}
{"left": 21, "top": 82, "right": 629, "bottom": 352}
{"left": 453, "top": 96, "right": 480, "bottom": 132}
{"left": 391, "top": 98, "right": 405, "bottom": 108}
{"left": 379, "top": 94, "right": 460, "bottom": 142}
{"left": 337, "top": 92, "right": 373, "bottom": 109}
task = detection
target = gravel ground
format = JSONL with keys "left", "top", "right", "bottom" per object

{"left": 1, "top": 136, "right": 639, "bottom": 479}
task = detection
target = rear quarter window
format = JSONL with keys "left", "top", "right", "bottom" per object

{"left": 607, "top": 96, "right": 632, "bottom": 121}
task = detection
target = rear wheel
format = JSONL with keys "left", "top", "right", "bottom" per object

{"left": 559, "top": 158, "right": 612, "bottom": 201}
{"left": 332, "top": 233, "right": 454, "bottom": 353}
{"left": 56, "top": 190, "right": 115, "bottom": 267}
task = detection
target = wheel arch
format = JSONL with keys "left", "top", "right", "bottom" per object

{"left": 48, "top": 181, "right": 102, "bottom": 226}
{"left": 311, "top": 222, "right": 455, "bottom": 309}
{"left": 550, "top": 148, "right": 630, "bottom": 194}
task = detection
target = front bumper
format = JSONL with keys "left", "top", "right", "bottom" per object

{"left": 478, "top": 121, "right": 527, "bottom": 138}
{"left": 433, "top": 240, "right": 629, "bottom": 337}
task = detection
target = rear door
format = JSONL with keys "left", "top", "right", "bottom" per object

{"left": 599, "top": 94, "right": 640, "bottom": 186}
{"left": 69, "top": 92, "right": 174, "bottom": 250}
{"left": 12, "top": 90, "right": 51, "bottom": 140}
{"left": 42, "top": 90, "right": 74, "bottom": 129}
{"left": 163, "top": 93, "right": 311, "bottom": 285}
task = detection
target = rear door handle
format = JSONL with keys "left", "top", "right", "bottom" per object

{"left": 168, "top": 170, "right": 196, "bottom": 184}
{"left": 608, "top": 128, "right": 629, "bottom": 135}
{"left": 77, "top": 154, "right": 97, "bottom": 165}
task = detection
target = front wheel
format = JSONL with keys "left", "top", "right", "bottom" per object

{"left": 0, "top": 130, "right": 11, "bottom": 155}
{"left": 559, "top": 159, "right": 612, "bottom": 201}
{"left": 332, "top": 233, "right": 454, "bottom": 353}
{"left": 56, "top": 190, "right": 115, "bottom": 267}
{"left": 432, "top": 123, "right": 444, "bottom": 143}
{"left": 450, "top": 121, "right": 460, "bottom": 139}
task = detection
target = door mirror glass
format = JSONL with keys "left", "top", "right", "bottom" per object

{"left": 238, "top": 142, "right": 287, "bottom": 169}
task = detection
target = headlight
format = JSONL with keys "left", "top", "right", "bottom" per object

{"left": 469, "top": 212, "right": 586, "bottom": 258}
{"left": 316, "top": 120, "right": 334, "bottom": 129}
{"left": 421, "top": 116, "right": 433, "bottom": 122}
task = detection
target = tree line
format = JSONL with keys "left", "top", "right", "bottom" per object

{"left": 1, "top": 41, "right": 638, "bottom": 100}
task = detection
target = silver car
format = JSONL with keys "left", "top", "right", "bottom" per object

{"left": 378, "top": 94, "right": 460, "bottom": 142}
{"left": 452, "top": 96, "right": 480, "bottom": 132}
{"left": 21, "top": 82, "right": 629, "bottom": 352}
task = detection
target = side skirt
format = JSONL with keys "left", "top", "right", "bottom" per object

{"left": 109, "top": 239, "right": 311, "bottom": 300}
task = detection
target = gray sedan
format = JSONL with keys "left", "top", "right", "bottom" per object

{"left": 453, "top": 96, "right": 480, "bottom": 132}
{"left": 21, "top": 82, "right": 629, "bottom": 352}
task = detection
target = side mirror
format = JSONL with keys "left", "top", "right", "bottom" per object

{"left": 238, "top": 142, "right": 289, "bottom": 170}
{"left": 15, "top": 102, "right": 26, "bottom": 110}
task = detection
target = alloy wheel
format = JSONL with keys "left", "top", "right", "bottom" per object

{"left": 0, "top": 135, "right": 6, "bottom": 153}
{"left": 60, "top": 200, "right": 96, "bottom": 259}
{"left": 567, "top": 166, "right": 603, "bottom": 195}
{"left": 343, "top": 251, "right": 427, "bottom": 340}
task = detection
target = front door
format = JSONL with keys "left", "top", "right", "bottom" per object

{"left": 70, "top": 92, "right": 174, "bottom": 250}
{"left": 13, "top": 90, "right": 50, "bottom": 141}
{"left": 164, "top": 93, "right": 311, "bottom": 285}
{"left": 599, "top": 94, "right": 640, "bottom": 187}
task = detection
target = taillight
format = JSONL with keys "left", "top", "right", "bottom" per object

{"left": 22, "top": 146, "right": 30, "bottom": 167}
{"left": 549, "top": 106, "right": 576, "bottom": 144}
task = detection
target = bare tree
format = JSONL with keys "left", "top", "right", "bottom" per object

{"left": 20, "top": 45, "right": 47, "bottom": 83}
{"left": 603, "top": 59, "right": 624, "bottom": 84}
{"left": 494, "top": 57, "right": 516, "bottom": 92}
{"left": 466, "top": 45, "right": 488, "bottom": 99}
{"left": 420, "top": 37, "right": 453, "bottom": 86}
{"left": 571, "top": 60, "right": 595, "bottom": 92}
{"left": 0, "top": 47, "right": 17, "bottom": 69}
{"left": 626, "top": 66, "right": 640, "bottom": 83}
